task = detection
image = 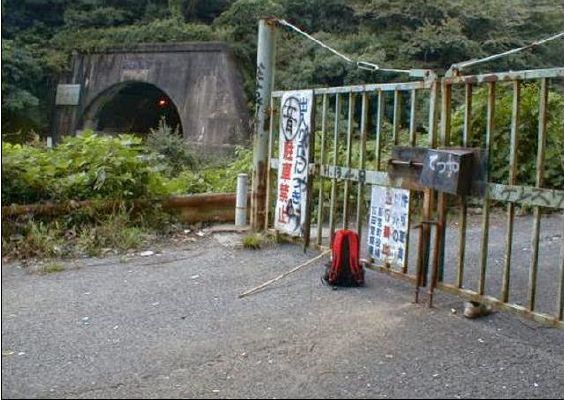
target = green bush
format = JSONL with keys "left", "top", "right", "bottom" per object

{"left": 1, "top": 131, "right": 175, "bottom": 204}
{"left": 146, "top": 118, "right": 200, "bottom": 176}
{"left": 451, "top": 84, "right": 564, "bottom": 189}
{"left": 1, "top": 131, "right": 254, "bottom": 205}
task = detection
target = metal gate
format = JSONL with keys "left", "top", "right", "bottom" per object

{"left": 256, "top": 66, "right": 564, "bottom": 328}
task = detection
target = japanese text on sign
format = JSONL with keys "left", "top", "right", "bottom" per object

{"left": 367, "top": 186, "right": 410, "bottom": 267}
{"left": 274, "top": 90, "right": 313, "bottom": 236}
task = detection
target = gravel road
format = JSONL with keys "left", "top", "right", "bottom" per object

{"left": 2, "top": 212, "right": 563, "bottom": 399}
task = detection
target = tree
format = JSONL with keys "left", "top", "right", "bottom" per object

{"left": 1, "top": 40, "right": 46, "bottom": 133}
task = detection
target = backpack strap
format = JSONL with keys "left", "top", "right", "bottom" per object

{"left": 346, "top": 231, "right": 364, "bottom": 285}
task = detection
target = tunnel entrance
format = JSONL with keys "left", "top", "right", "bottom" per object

{"left": 83, "top": 82, "right": 182, "bottom": 136}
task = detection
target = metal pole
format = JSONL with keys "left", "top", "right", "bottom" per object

{"left": 251, "top": 18, "right": 277, "bottom": 230}
{"left": 236, "top": 174, "right": 249, "bottom": 226}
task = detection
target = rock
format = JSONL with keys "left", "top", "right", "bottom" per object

{"left": 463, "top": 301, "right": 492, "bottom": 319}
{"left": 140, "top": 251, "right": 155, "bottom": 257}
{"left": 468, "top": 207, "right": 482, "bottom": 215}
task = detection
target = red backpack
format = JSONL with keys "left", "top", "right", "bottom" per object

{"left": 324, "top": 229, "right": 364, "bottom": 287}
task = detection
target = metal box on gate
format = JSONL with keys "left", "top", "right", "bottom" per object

{"left": 419, "top": 148, "right": 475, "bottom": 195}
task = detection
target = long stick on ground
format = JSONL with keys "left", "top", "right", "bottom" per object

{"left": 239, "top": 250, "right": 331, "bottom": 298}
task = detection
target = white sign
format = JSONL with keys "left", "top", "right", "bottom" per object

{"left": 367, "top": 186, "right": 410, "bottom": 266}
{"left": 274, "top": 90, "right": 314, "bottom": 236}
{"left": 55, "top": 84, "right": 81, "bottom": 106}
{"left": 121, "top": 69, "right": 150, "bottom": 81}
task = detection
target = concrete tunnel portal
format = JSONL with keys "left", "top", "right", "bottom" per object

{"left": 53, "top": 42, "right": 250, "bottom": 149}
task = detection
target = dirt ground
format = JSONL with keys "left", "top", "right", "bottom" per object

{"left": 2, "top": 212, "right": 563, "bottom": 399}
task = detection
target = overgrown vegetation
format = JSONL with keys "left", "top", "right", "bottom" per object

{"left": 2, "top": 205, "right": 169, "bottom": 260}
{"left": 1, "top": 130, "right": 253, "bottom": 205}
{"left": 1, "top": 129, "right": 253, "bottom": 261}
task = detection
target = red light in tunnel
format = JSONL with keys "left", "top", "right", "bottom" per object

{"left": 158, "top": 98, "right": 167, "bottom": 107}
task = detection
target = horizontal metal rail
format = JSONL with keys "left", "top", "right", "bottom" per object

{"left": 272, "top": 80, "right": 433, "bottom": 97}
{"left": 488, "top": 183, "right": 564, "bottom": 209}
{"left": 269, "top": 161, "right": 564, "bottom": 210}
{"left": 365, "top": 262, "right": 419, "bottom": 285}
{"left": 437, "top": 282, "right": 564, "bottom": 328}
{"left": 443, "top": 67, "right": 564, "bottom": 84}
{"left": 2, "top": 193, "right": 247, "bottom": 224}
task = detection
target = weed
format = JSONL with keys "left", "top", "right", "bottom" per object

{"left": 42, "top": 263, "right": 65, "bottom": 274}
{"left": 1, "top": 220, "right": 66, "bottom": 259}
{"left": 242, "top": 233, "right": 263, "bottom": 249}
{"left": 76, "top": 211, "right": 148, "bottom": 256}
{"left": 146, "top": 118, "right": 200, "bottom": 175}
{"left": 242, "top": 232, "right": 279, "bottom": 249}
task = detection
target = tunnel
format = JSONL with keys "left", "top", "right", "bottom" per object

{"left": 82, "top": 82, "right": 183, "bottom": 136}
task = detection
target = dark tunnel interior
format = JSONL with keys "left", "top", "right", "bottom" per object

{"left": 94, "top": 82, "right": 182, "bottom": 135}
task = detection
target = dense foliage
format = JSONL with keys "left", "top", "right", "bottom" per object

{"left": 451, "top": 84, "right": 564, "bottom": 190}
{"left": 1, "top": 129, "right": 253, "bottom": 260}
{"left": 2, "top": 0, "right": 564, "bottom": 134}
{"left": 1, "top": 131, "right": 253, "bottom": 205}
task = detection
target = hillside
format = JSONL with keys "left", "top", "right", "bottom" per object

{"left": 2, "top": 0, "right": 564, "bottom": 135}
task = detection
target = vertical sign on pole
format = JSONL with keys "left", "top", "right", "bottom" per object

{"left": 367, "top": 186, "right": 410, "bottom": 267}
{"left": 275, "top": 90, "right": 314, "bottom": 237}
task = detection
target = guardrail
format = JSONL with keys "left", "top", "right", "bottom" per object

{"left": 2, "top": 192, "right": 249, "bottom": 224}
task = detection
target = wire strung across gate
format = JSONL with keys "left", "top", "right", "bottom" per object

{"left": 276, "top": 17, "right": 564, "bottom": 78}
{"left": 450, "top": 31, "right": 564, "bottom": 72}
{"left": 276, "top": 18, "right": 418, "bottom": 75}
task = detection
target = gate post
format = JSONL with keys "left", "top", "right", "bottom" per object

{"left": 251, "top": 18, "right": 277, "bottom": 230}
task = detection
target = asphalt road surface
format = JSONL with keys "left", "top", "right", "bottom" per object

{"left": 2, "top": 213, "right": 563, "bottom": 398}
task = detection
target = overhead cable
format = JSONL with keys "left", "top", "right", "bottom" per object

{"left": 276, "top": 19, "right": 419, "bottom": 75}
{"left": 451, "top": 31, "right": 564, "bottom": 71}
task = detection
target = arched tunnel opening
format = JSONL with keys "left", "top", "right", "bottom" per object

{"left": 86, "top": 82, "right": 182, "bottom": 136}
